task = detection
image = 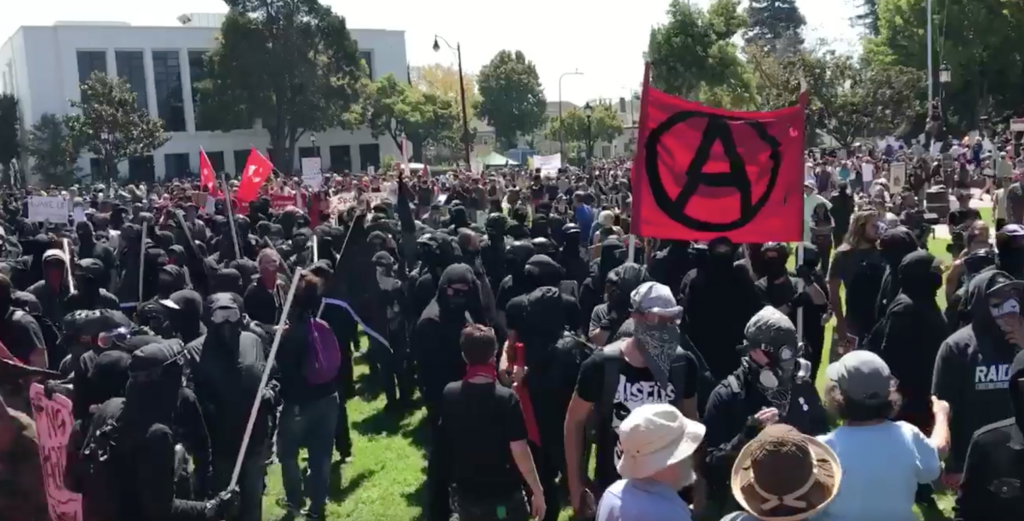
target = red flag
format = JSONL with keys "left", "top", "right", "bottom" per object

{"left": 199, "top": 147, "right": 219, "bottom": 196}
{"left": 237, "top": 148, "right": 274, "bottom": 204}
{"left": 631, "top": 64, "right": 805, "bottom": 242}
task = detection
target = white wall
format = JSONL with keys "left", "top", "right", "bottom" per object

{"left": 0, "top": 24, "right": 407, "bottom": 184}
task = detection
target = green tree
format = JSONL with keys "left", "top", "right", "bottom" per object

{"left": 0, "top": 94, "right": 20, "bottom": 187}
{"left": 365, "top": 74, "right": 461, "bottom": 162}
{"left": 867, "top": 0, "right": 1024, "bottom": 130}
{"left": 411, "top": 63, "right": 478, "bottom": 123}
{"left": 64, "top": 72, "right": 169, "bottom": 182}
{"left": 196, "top": 0, "right": 368, "bottom": 172}
{"left": 476, "top": 50, "right": 547, "bottom": 150}
{"left": 853, "top": 0, "right": 880, "bottom": 36}
{"left": 25, "top": 113, "right": 84, "bottom": 186}
{"left": 648, "top": 0, "right": 758, "bottom": 109}
{"left": 745, "top": 0, "right": 806, "bottom": 56}
{"left": 545, "top": 103, "right": 624, "bottom": 157}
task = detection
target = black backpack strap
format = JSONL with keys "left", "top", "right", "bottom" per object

{"left": 668, "top": 347, "right": 689, "bottom": 408}
{"left": 726, "top": 375, "right": 741, "bottom": 394}
{"left": 600, "top": 341, "right": 625, "bottom": 427}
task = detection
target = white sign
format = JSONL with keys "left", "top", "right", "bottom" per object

{"left": 72, "top": 205, "right": 87, "bottom": 223}
{"left": 301, "top": 157, "right": 322, "bottom": 176}
{"left": 28, "top": 196, "right": 68, "bottom": 222}
{"left": 533, "top": 153, "right": 562, "bottom": 174}
{"left": 1012, "top": 118, "right": 1024, "bottom": 132}
{"left": 363, "top": 191, "right": 389, "bottom": 208}
{"left": 890, "top": 162, "right": 906, "bottom": 192}
{"left": 330, "top": 191, "right": 358, "bottom": 215}
{"left": 861, "top": 162, "right": 875, "bottom": 183}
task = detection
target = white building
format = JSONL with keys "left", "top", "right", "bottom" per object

{"left": 0, "top": 14, "right": 407, "bottom": 184}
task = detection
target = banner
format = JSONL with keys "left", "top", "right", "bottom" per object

{"left": 29, "top": 383, "right": 82, "bottom": 521}
{"left": 890, "top": 162, "right": 907, "bottom": 192}
{"left": 199, "top": 147, "right": 219, "bottom": 196}
{"left": 28, "top": 196, "right": 69, "bottom": 223}
{"left": 630, "top": 66, "right": 805, "bottom": 242}
{"left": 362, "top": 191, "right": 390, "bottom": 208}
{"left": 330, "top": 191, "right": 359, "bottom": 216}
{"left": 271, "top": 192, "right": 296, "bottom": 210}
{"left": 533, "top": 153, "right": 562, "bottom": 174}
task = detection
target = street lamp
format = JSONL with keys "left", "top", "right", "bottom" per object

{"left": 558, "top": 70, "right": 583, "bottom": 156}
{"left": 433, "top": 35, "right": 472, "bottom": 167}
{"left": 939, "top": 62, "right": 951, "bottom": 84}
{"left": 310, "top": 132, "right": 317, "bottom": 147}
{"left": 584, "top": 102, "right": 593, "bottom": 161}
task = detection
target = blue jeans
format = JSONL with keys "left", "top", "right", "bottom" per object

{"left": 278, "top": 393, "right": 340, "bottom": 515}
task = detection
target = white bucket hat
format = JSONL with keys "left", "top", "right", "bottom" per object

{"left": 616, "top": 403, "right": 705, "bottom": 480}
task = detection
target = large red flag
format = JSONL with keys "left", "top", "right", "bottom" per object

{"left": 199, "top": 147, "right": 220, "bottom": 196}
{"left": 631, "top": 65, "right": 805, "bottom": 242}
{"left": 237, "top": 148, "right": 274, "bottom": 204}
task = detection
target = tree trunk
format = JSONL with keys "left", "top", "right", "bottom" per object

{"left": 410, "top": 139, "right": 425, "bottom": 163}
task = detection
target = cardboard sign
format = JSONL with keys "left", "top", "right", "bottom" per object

{"left": 271, "top": 193, "right": 295, "bottom": 210}
{"left": 533, "top": 153, "right": 562, "bottom": 174}
{"left": 28, "top": 196, "right": 69, "bottom": 223}
{"left": 942, "top": 153, "right": 954, "bottom": 170}
{"left": 29, "top": 383, "right": 83, "bottom": 521}
{"left": 1011, "top": 118, "right": 1024, "bottom": 132}
{"left": 301, "top": 158, "right": 323, "bottom": 190}
{"left": 890, "top": 162, "right": 906, "bottom": 192}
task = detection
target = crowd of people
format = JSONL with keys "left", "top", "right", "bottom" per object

{"left": 0, "top": 143, "right": 1022, "bottom": 521}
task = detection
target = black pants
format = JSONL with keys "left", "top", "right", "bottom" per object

{"left": 454, "top": 491, "right": 530, "bottom": 521}
{"left": 529, "top": 441, "right": 560, "bottom": 521}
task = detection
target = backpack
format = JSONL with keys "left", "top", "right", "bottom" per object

{"left": 304, "top": 318, "right": 341, "bottom": 385}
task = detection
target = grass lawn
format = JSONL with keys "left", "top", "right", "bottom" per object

{"left": 259, "top": 227, "right": 970, "bottom": 521}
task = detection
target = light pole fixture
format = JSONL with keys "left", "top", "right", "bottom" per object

{"left": 558, "top": 70, "right": 584, "bottom": 157}
{"left": 310, "top": 132, "right": 317, "bottom": 147}
{"left": 939, "top": 62, "right": 952, "bottom": 84}
{"left": 434, "top": 35, "right": 472, "bottom": 166}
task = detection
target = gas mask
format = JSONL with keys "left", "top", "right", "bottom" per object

{"left": 751, "top": 342, "right": 812, "bottom": 389}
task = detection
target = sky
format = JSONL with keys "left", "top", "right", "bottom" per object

{"left": 3, "top": 0, "right": 863, "bottom": 105}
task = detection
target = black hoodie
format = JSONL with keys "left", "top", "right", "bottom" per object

{"left": 875, "top": 226, "right": 920, "bottom": 323}
{"left": 414, "top": 264, "right": 481, "bottom": 412}
{"left": 932, "top": 270, "right": 1021, "bottom": 472}
{"left": 954, "top": 350, "right": 1024, "bottom": 521}
{"left": 875, "top": 250, "right": 947, "bottom": 431}
{"left": 579, "top": 238, "right": 625, "bottom": 330}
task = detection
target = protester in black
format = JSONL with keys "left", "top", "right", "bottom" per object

{"left": 0, "top": 273, "right": 47, "bottom": 369}
{"left": 703, "top": 306, "right": 828, "bottom": 510}
{"left": 579, "top": 238, "right": 625, "bottom": 331}
{"left": 26, "top": 248, "right": 70, "bottom": 329}
{"left": 647, "top": 240, "right": 693, "bottom": 296}
{"left": 557, "top": 224, "right": 589, "bottom": 289}
{"left": 933, "top": 270, "right": 1023, "bottom": 491}
{"left": 680, "top": 237, "right": 762, "bottom": 381}
{"left": 415, "top": 263, "right": 481, "bottom": 429}
{"left": 874, "top": 226, "right": 920, "bottom": 323}
{"left": 428, "top": 324, "right": 545, "bottom": 521}
{"left": 588, "top": 263, "right": 649, "bottom": 346}
{"left": 564, "top": 282, "right": 699, "bottom": 517}
{"left": 66, "top": 341, "right": 238, "bottom": 521}
{"left": 995, "top": 224, "right": 1024, "bottom": 279}
{"left": 828, "top": 210, "right": 884, "bottom": 353}
{"left": 186, "top": 293, "right": 276, "bottom": 521}
{"left": 956, "top": 349, "right": 1024, "bottom": 520}
{"left": 65, "top": 258, "right": 121, "bottom": 314}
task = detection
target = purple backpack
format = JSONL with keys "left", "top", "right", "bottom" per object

{"left": 304, "top": 318, "right": 341, "bottom": 385}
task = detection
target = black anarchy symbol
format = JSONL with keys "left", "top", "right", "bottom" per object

{"left": 645, "top": 112, "right": 783, "bottom": 232}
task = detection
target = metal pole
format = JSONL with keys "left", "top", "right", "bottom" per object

{"left": 558, "top": 71, "right": 583, "bottom": 157}
{"left": 927, "top": 0, "right": 933, "bottom": 106}
{"left": 456, "top": 43, "right": 471, "bottom": 167}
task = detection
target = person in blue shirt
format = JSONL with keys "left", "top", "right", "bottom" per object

{"left": 573, "top": 191, "right": 595, "bottom": 248}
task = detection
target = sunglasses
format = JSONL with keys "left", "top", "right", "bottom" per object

{"left": 210, "top": 307, "right": 242, "bottom": 324}
{"left": 97, "top": 326, "right": 132, "bottom": 349}
{"left": 990, "top": 298, "right": 1021, "bottom": 318}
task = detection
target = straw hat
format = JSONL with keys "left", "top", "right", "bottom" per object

{"left": 616, "top": 403, "right": 705, "bottom": 480}
{"left": 730, "top": 424, "right": 841, "bottom": 521}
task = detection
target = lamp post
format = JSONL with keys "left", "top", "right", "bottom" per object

{"left": 936, "top": 62, "right": 951, "bottom": 141}
{"left": 584, "top": 102, "right": 593, "bottom": 161}
{"left": 558, "top": 70, "right": 583, "bottom": 156}
{"left": 433, "top": 35, "right": 472, "bottom": 167}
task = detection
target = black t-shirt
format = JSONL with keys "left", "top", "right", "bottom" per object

{"left": 441, "top": 380, "right": 528, "bottom": 501}
{"left": 0, "top": 309, "right": 46, "bottom": 364}
{"left": 574, "top": 344, "right": 698, "bottom": 487}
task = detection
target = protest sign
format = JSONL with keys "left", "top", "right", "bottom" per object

{"left": 301, "top": 158, "right": 323, "bottom": 191}
{"left": 631, "top": 71, "right": 804, "bottom": 242}
{"left": 28, "top": 196, "right": 69, "bottom": 223}
{"left": 363, "top": 191, "right": 389, "bottom": 208}
{"left": 29, "top": 383, "right": 82, "bottom": 521}
{"left": 271, "top": 193, "right": 295, "bottom": 210}
{"left": 533, "top": 153, "right": 562, "bottom": 174}
{"left": 330, "top": 191, "right": 358, "bottom": 216}
{"left": 1013, "top": 118, "right": 1024, "bottom": 132}
{"left": 890, "top": 162, "right": 906, "bottom": 192}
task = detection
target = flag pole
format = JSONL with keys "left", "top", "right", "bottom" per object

{"left": 221, "top": 175, "right": 243, "bottom": 261}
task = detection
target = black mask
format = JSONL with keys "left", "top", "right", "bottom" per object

{"left": 446, "top": 290, "right": 469, "bottom": 311}
{"left": 763, "top": 257, "right": 788, "bottom": 279}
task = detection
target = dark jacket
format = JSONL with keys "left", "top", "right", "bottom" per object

{"left": 932, "top": 271, "right": 1020, "bottom": 472}
{"left": 955, "top": 350, "right": 1024, "bottom": 521}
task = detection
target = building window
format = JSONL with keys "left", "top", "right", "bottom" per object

{"left": 152, "top": 50, "right": 186, "bottom": 132}
{"left": 76, "top": 50, "right": 107, "bottom": 104}
{"left": 128, "top": 155, "right": 155, "bottom": 183}
{"left": 329, "top": 145, "right": 351, "bottom": 173}
{"left": 601, "top": 144, "right": 612, "bottom": 158}
{"left": 115, "top": 51, "right": 148, "bottom": 111}
{"left": 299, "top": 146, "right": 319, "bottom": 159}
{"left": 164, "top": 153, "right": 191, "bottom": 179}
{"left": 89, "top": 158, "right": 103, "bottom": 180}
{"left": 234, "top": 149, "right": 250, "bottom": 176}
{"left": 359, "top": 143, "right": 380, "bottom": 172}
{"left": 358, "top": 50, "right": 373, "bottom": 79}
{"left": 206, "top": 151, "right": 225, "bottom": 174}
{"left": 188, "top": 50, "right": 210, "bottom": 130}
